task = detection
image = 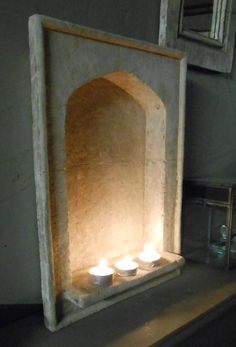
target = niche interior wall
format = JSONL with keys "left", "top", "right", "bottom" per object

{"left": 29, "top": 14, "right": 186, "bottom": 331}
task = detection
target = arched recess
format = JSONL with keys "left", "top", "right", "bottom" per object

{"left": 66, "top": 71, "right": 166, "bottom": 274}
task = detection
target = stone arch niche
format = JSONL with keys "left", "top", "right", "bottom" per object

{"left": 62, "top": 71, "right": 184, "bottom": 315}
{"left": 29, "top": 15, "right": 186, "bottom": 331}
{"left": 66, "top": 72, "right": 166, "bottom": 275}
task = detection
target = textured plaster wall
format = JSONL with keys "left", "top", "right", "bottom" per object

{"left": 0, "top": 0, "right": 161, "bottom": 304}
{"left": 66, "top": 78, "right": 146, "bottom": 273}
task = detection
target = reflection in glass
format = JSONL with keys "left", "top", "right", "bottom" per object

{"left": 182, "top": 0, "right": 214, "bottom": 37}
{"left": 180, "top": 0, "right": 228, "bottom": 46}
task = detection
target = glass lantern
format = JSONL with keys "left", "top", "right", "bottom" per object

{"left": 182, "top": 180, "right": 236, "bottom": 269}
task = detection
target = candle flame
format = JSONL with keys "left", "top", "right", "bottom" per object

{"left": 144, "top": 243, "right": 156, "bottom": 254}
{"left": 155, "top": 220, "right": 163, "bottom": 252}
{"left": 139, "top": 243, "right": 160, "bottom": 263}
{"left": 99, "top": 258, "right": 107, "bottom": 267}
{"left": 123, "top": 255, "right": 132, "bottom": 262}
{"left": 115, "top": 254, "right": 138, "bottom": 271}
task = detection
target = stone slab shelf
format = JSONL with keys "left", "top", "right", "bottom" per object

{"left": 65, "top": 252, "right": 185, "bottom": 309}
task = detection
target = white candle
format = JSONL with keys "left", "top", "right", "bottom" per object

{"left": 89, "top": 258, "right": 114, "bottom": 286}
{"left": 138, "top": 243, "right": 160, "bottom": 269}
{"left": 115, "top": 255, "right": 138, "bottom": 276}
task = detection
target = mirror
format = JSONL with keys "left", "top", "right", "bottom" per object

{"left": 159, "top": 0, "right": 235, "bottom": 72}
{"left": 179, "top": 0, "right": 229, "bottom": 47}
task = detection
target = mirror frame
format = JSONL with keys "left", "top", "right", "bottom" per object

{"left": 159, "top": 0, "right": 236, "bottom": 72}
{"left": 179, "top": 0, "right": 227, "bottom": 47}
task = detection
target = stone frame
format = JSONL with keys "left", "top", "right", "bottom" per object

{"left": 29, "top": 14, "right": 186, "bottom": 331}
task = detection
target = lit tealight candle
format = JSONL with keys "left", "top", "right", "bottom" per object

{"left": 115, "top": 255, "right": 138, "bottom": 277}
{"left": 138, "top": 243, "right": 161, "bottom": 270}
{"left": 89, "top": 258, "right": 114, "bottom": 286}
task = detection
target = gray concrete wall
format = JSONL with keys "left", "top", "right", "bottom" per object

{"left": 0, "top": 0, "right": 160, "bottom": 304}
{"left": 1, "top": 0, "right": 236, "bottom": 305}
{"left": 184, "top": 55, "right": 236, "bottom": 182}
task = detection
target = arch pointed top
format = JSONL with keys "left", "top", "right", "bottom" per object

{"left": 65, "top": 70, "right": 166, "bottom": 274}
{"left": 102, "top": 71, "right": 165, "bottom": 112}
